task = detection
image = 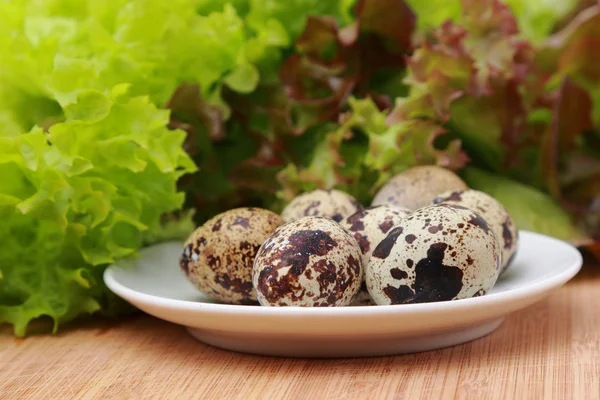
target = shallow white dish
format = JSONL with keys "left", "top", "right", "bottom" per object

{"left": 104, "top": 231, "right": 581, "bottom": 358}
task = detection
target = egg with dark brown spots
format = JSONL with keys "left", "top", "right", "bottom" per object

{"left": 180, "top": 208, "right": 283, "bottom": 305}
{"left": 281, "top": 189, "right": 363, "bottom": 223}
{"left": 252, "top": 216, "right": 363, "bottom": 307}
{"left": 432, "top": 189, "right": 519, "bottom": 275}
{"left": 341, "top": 206, "right": 411, "bottom": 306}
{"left": 366, "top": 204, "right": 500, "bottom": 305}
{"left": 372, "top": 166, "right": 468, "bottom": 211}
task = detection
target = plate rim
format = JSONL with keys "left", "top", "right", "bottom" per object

{"left": 104, "top": 230, "right": 583, "bottom": 317}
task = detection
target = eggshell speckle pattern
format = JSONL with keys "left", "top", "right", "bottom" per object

{"left": 180, "top": 208, "right": 283, "bottom": 304}
{"left": 341, "top": 205, "right": 411, "bottom": 267}
{"left": 372, "top": 166, "right": 468, "bottom": 211}
{"left": 432, "top": 189, "right": 519, "bottom": 274}
{"left": 367, "top": 204, "right": 500, "bottom": 305}
{"left": 281, "top": 189, "right": 363, "bottom": 223}
{"left": 342, "top": 206, "right": 410, "bottom": 306}
{"left": 253, "top": 217, "right": 363, "bottom": 307}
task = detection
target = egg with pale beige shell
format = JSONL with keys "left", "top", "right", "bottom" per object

{"left": 366, "top": 204, "right": 500, "bottom": 306}
{"left": 252, "top": 216, "right": 363, "bottom": 307}
{"left": 180, "top": 207, "right": 283, "bottom": 305}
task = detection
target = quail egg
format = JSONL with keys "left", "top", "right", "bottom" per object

{"left": 372, "top": 166, "right": 468, "bottom": 210}
{"left": 367, "top": 203, "right": 500, "bottom": 305}
{"left": 432, "top": 189, "right": 519, "bottom": 274}
{"left": 180, "top": 207, "right": 283, "bottom": 304}
{"left": 252, "top": 216, "right": 363, "bottom": 306}
{"left": 281, "top": 189, "right": 363, "bottom": 223}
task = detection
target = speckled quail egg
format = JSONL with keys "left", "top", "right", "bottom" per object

{"left": 252, "top": 216, "right": 363, "bottom": 307}
{"left": 341, "top": 206, "right": 411, "bottom": 306}
{"left": 372, "top": 166, "right": 468, "bottom": 211}
{"left": 180, "top": 207, "right": 283, "bottom": 304}
{"left": 432, "top": 189, "right": 519, "bottom": 274}
{"left": 281, "top": 189, "right": 364, "bottom": 223}
{"left": 367, "top": 203, "right": 500, "bottom": 305}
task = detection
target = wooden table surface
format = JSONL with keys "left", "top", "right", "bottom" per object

{"left": 1, "top": 261, "right": 599, "bottom": 400}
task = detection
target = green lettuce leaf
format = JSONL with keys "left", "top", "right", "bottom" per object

{"left": 0, "top": 0, "right": 288, "bottom": 114}
{"left": 0, "top": 86, "right": 195, "bottom": 336}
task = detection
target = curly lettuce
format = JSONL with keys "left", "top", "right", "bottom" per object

{"left": 0, "top": 86, "right": 195, "bottom": 336}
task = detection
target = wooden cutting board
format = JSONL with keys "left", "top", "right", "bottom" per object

{"left": 1, "top": 261, "right": 599, "bottom": 400}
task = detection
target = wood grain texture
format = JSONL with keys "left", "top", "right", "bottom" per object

{"left": 1, "top": 263, "right": 599, "bottom": 400}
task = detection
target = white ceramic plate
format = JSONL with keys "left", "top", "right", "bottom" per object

{"left": 104, "top": 231, "right": 582, "bottom": 358}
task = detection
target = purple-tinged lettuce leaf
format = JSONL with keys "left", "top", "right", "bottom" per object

{"left": 405, "top": 0, "right": 579, "bottom": 45}
{"left": 278, "top": 97, "right": 468, "bottom": 203}
{"left": 279, "top": 0, "right": 416, "bottom": 134}
{"left": 542, "top": 78, "right": 593, "bottom": 196}
{"left": 388, "top": 0, "right": 540, "bottom": 178}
